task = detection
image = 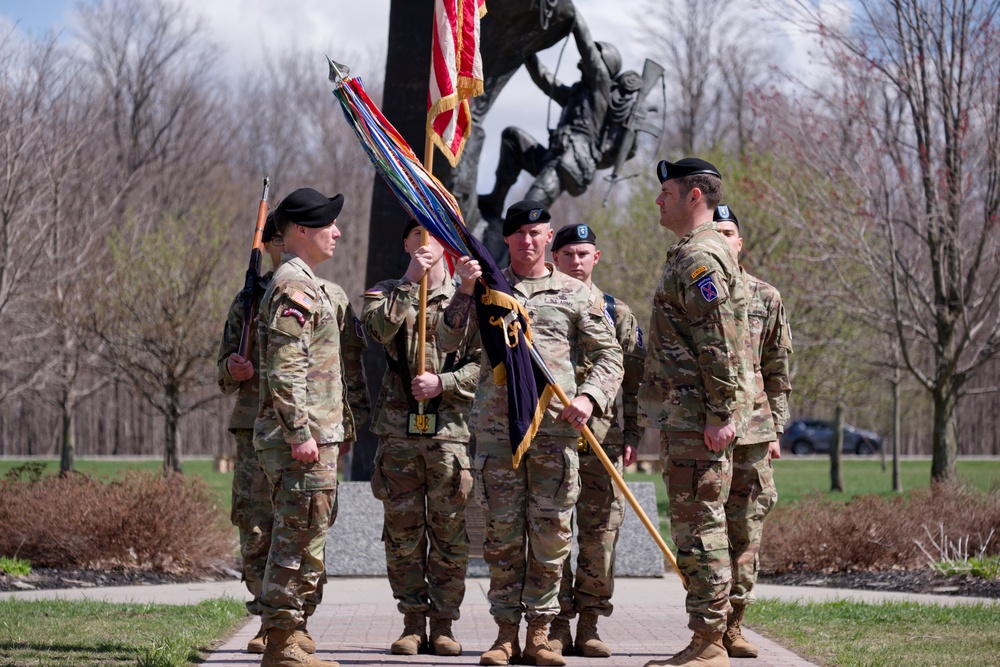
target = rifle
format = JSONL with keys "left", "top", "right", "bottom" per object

{"left": 238, "top": 177, "right": 270, "bottom": 360}
{"left": 602, "top": 58, "right": 665, "bottom": 206}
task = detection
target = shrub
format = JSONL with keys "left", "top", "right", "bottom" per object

{"left": 0, "top": 470, "right": 234, "bottom": 573}
{"left": 761, "top": 483, "right": 1000, "bottom": 574}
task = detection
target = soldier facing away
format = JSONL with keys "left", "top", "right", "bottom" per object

{"left": 713, "top": 204, "right": 792, "bottom": 659}
{"left": 548, "top": 223, "right": 646, "bottom": 659}
{"left": 361, "top": 219, "right": 482, "bottom": 657}
{"left": 638, "top": 158, "right": 754, "bottom": 667}
{"left": 254, "top": 187, "right": 369, "bottom": 667}
{"left": 439, "top": 200, "right": 624, "bottom": 667}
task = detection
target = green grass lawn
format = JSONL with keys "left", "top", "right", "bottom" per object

{"left": 747, "top": 598, "right": 1000, "bottom": 667}
{"left": 0, "top": 597, "right": 247, "bottom": 667}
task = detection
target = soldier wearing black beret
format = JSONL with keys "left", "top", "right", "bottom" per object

{"left": 549, "top": 221, "right": 645, "bottom": 659}
{"left": 641, "top": 157, "right": 755, "bottom": 667}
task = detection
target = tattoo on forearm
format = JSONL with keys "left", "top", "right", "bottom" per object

{"left": 445, "top": 292, "right": 474, "bottom": 329}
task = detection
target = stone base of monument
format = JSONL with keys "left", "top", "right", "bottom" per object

{"left": 326, "top": 481, "right": 664, "bottom": 578}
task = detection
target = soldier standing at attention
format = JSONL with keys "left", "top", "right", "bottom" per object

{"left": 547, "top": 223, "right": 645, "bottom": 659}
{"left": 713, "top": 204, "right": 791, "bottom": 659}
{"left": 220, "top": 216, "right": 368, "bottom": 657}
{"left": 440, "top": 200, "right": 623, "bottom": 667}
{"left": 255, "top": 188, "right": 367, "bottom": 667}
{"left": 361, "top": 219, "right": 481, "bottom": 657}
{"left": 638, "top": 159, "right": 753, "bottom": 667}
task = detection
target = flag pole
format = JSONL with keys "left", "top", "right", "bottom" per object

{"left": 417, "top": 135, "right": 434, "bottom": 378}
{"left": 527, "top": 345, "right": 687, "bottom": 588}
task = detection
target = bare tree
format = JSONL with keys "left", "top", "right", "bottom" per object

{"left": 636, "top": 0, "right": 776, "bottom": 154}
{"left": 88, "top": 212, "right": 234, "bottom": 474}
{"left": 771, "top": 0, "right": 1000, "bottom": 482}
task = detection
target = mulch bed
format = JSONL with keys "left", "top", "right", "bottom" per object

{"left": 0, "top": 565, "right": 239, "bottom": 593}
{"left": 761, "top": 568, "right": 1000, "bottom": 599}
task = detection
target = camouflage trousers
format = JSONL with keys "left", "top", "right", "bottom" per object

{"left": 230, "top": 429, "right": 274, "bottom": 616}
{"left": 660, "top": 431, "right": 734, "bottom": 635}
{"left": 557, "top": 445, "right": 625, "bottom": 619}
{"left": 370, "top": 435, "right": 472, "bottom": 620}
{"left": 727, "top": 442, "right": 777, "bottom": 606}
{"left": 473, "top": 436, "right": 581, "bottom": 625}
{"left": 258, "top": 443, "right": 339, "bottom": 630}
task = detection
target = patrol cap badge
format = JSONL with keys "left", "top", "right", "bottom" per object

{"left": 656, "top": 157, "right": 722, "bottom": 184}
{"left": 552, "top": 223, "right": 597, "bottom": 252}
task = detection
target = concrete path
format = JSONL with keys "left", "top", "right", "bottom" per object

{"left": 8, "top": 577, "right": 996, "bottom": 667}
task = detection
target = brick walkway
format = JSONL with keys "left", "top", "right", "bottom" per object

{"left": 203, "top": 577, "right": 816, "bottom": 667}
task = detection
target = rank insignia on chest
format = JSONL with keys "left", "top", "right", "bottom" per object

{"left": 282, "top": 307, "right": 306, "bottom": 325}
{"left": 697, "top": 275, "right": 719, "bottom": 302}
{"left": 289, "top": 290, "right": 314, "bottom": 311}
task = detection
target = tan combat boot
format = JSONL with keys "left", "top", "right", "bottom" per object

{"left": 247, "top": 623, "right": 267, "bottom": 654}
{"left": 291, "top": 621, "right": 317, "bottom": 654}
{"left": 547, "top": 616, "right": 572, "bottom": 654}
{"left": 575, "top": 612, "right": 612, "bottom": 658}
{"left": 430, "top": 618, "right": 462, "bottom": 656}
{"left": 261, "top": 627, "right": 340, "bottom": 667}
{"left": 642, "top": 631, "right": 729, "bottom": 667}
{"left": 522, "top": 619, "right": 567, "bottom": 666}
{"left": 479, "top": 621, "right": 521, "bottom": 666}
{"left": 390, "top": 612, "right": 426, "bottom": 655}
{"left": 723, "top": 604, "right": 758, "bottom": 658}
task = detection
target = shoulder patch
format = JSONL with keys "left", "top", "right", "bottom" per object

{"left": 282, "top": 307, "right": 306, "bottom": 326}
{"left": 289, "top": 290, "right": 314, "bottom": 311}
{"left": 697, "top": 275, "right": 719, "bottom": 302}
{"left": 690, "top": 265, "right": 709, "bottom": 280}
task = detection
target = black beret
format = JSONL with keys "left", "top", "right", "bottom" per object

{"left": 275, "top": 188, "right": 344, "bottom": 227}
{"left": 262, "top": 211, "right": 278, "bottom": 243}
{"left": 656, "top": 157, "right": 722, "bottom": 183}
{"left": 713, "top": 204, "right": 739, "bottom": 230}
{"left": 552, "top": 224, "right": 597, "bottom": 252}
{"left": 401, "top": 218, "right": 420, "bottom": 240}
{"left": 503, "top": 199, "right": 551, "bottom": 237}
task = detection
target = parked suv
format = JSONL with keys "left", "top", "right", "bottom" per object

{"left": 780, "top": 419, "right": 882, "bottom": 455}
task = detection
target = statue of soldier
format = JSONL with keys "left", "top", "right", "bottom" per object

{"left": 478, "top": 11, "right": 647, "bottom": 223}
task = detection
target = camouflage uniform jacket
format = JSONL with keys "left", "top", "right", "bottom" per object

{"left": 581, "top": 284, "right": 645, "bottom": 447}
{"left": 254, "top": 253, "right": 369, "bottom": 450}
{"left": 217, "top": 271, "right": 273, "bottom": 432}
{"left": 638, "top": 221, "right": 754, "bottom": 435}
{"left": 441, "top": 264, "right": 623, "bottom": 441}
{"left": 361, "top": 276, "right": 481, "bottom": 442}
{"left": 742, "top": 268, "right": 792, "bottom": 445}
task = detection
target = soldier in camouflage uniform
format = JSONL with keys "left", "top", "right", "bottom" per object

{"left": 361, "top": 219, "right": 481, "bottom": 657}
{"left": 713, "top": 205, "right": 791, "bottom": 658}
{"left": 548, "top": 223, "right": 645, "bottom": 659}
{"left": 440, "top": 200, "right": 624, "bottom": 667}
{"left": 218, "top": 214, "right": 284, "bottom": 654}
{"left": 254, "top": 188, "right": 369, "bottom": 667}
{"left": 638, "top": 159, "right": 754, "bottom": 667}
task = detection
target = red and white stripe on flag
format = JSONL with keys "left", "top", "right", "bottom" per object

{"left": 428, "top": 0, "right": 486, "bottom": 168}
